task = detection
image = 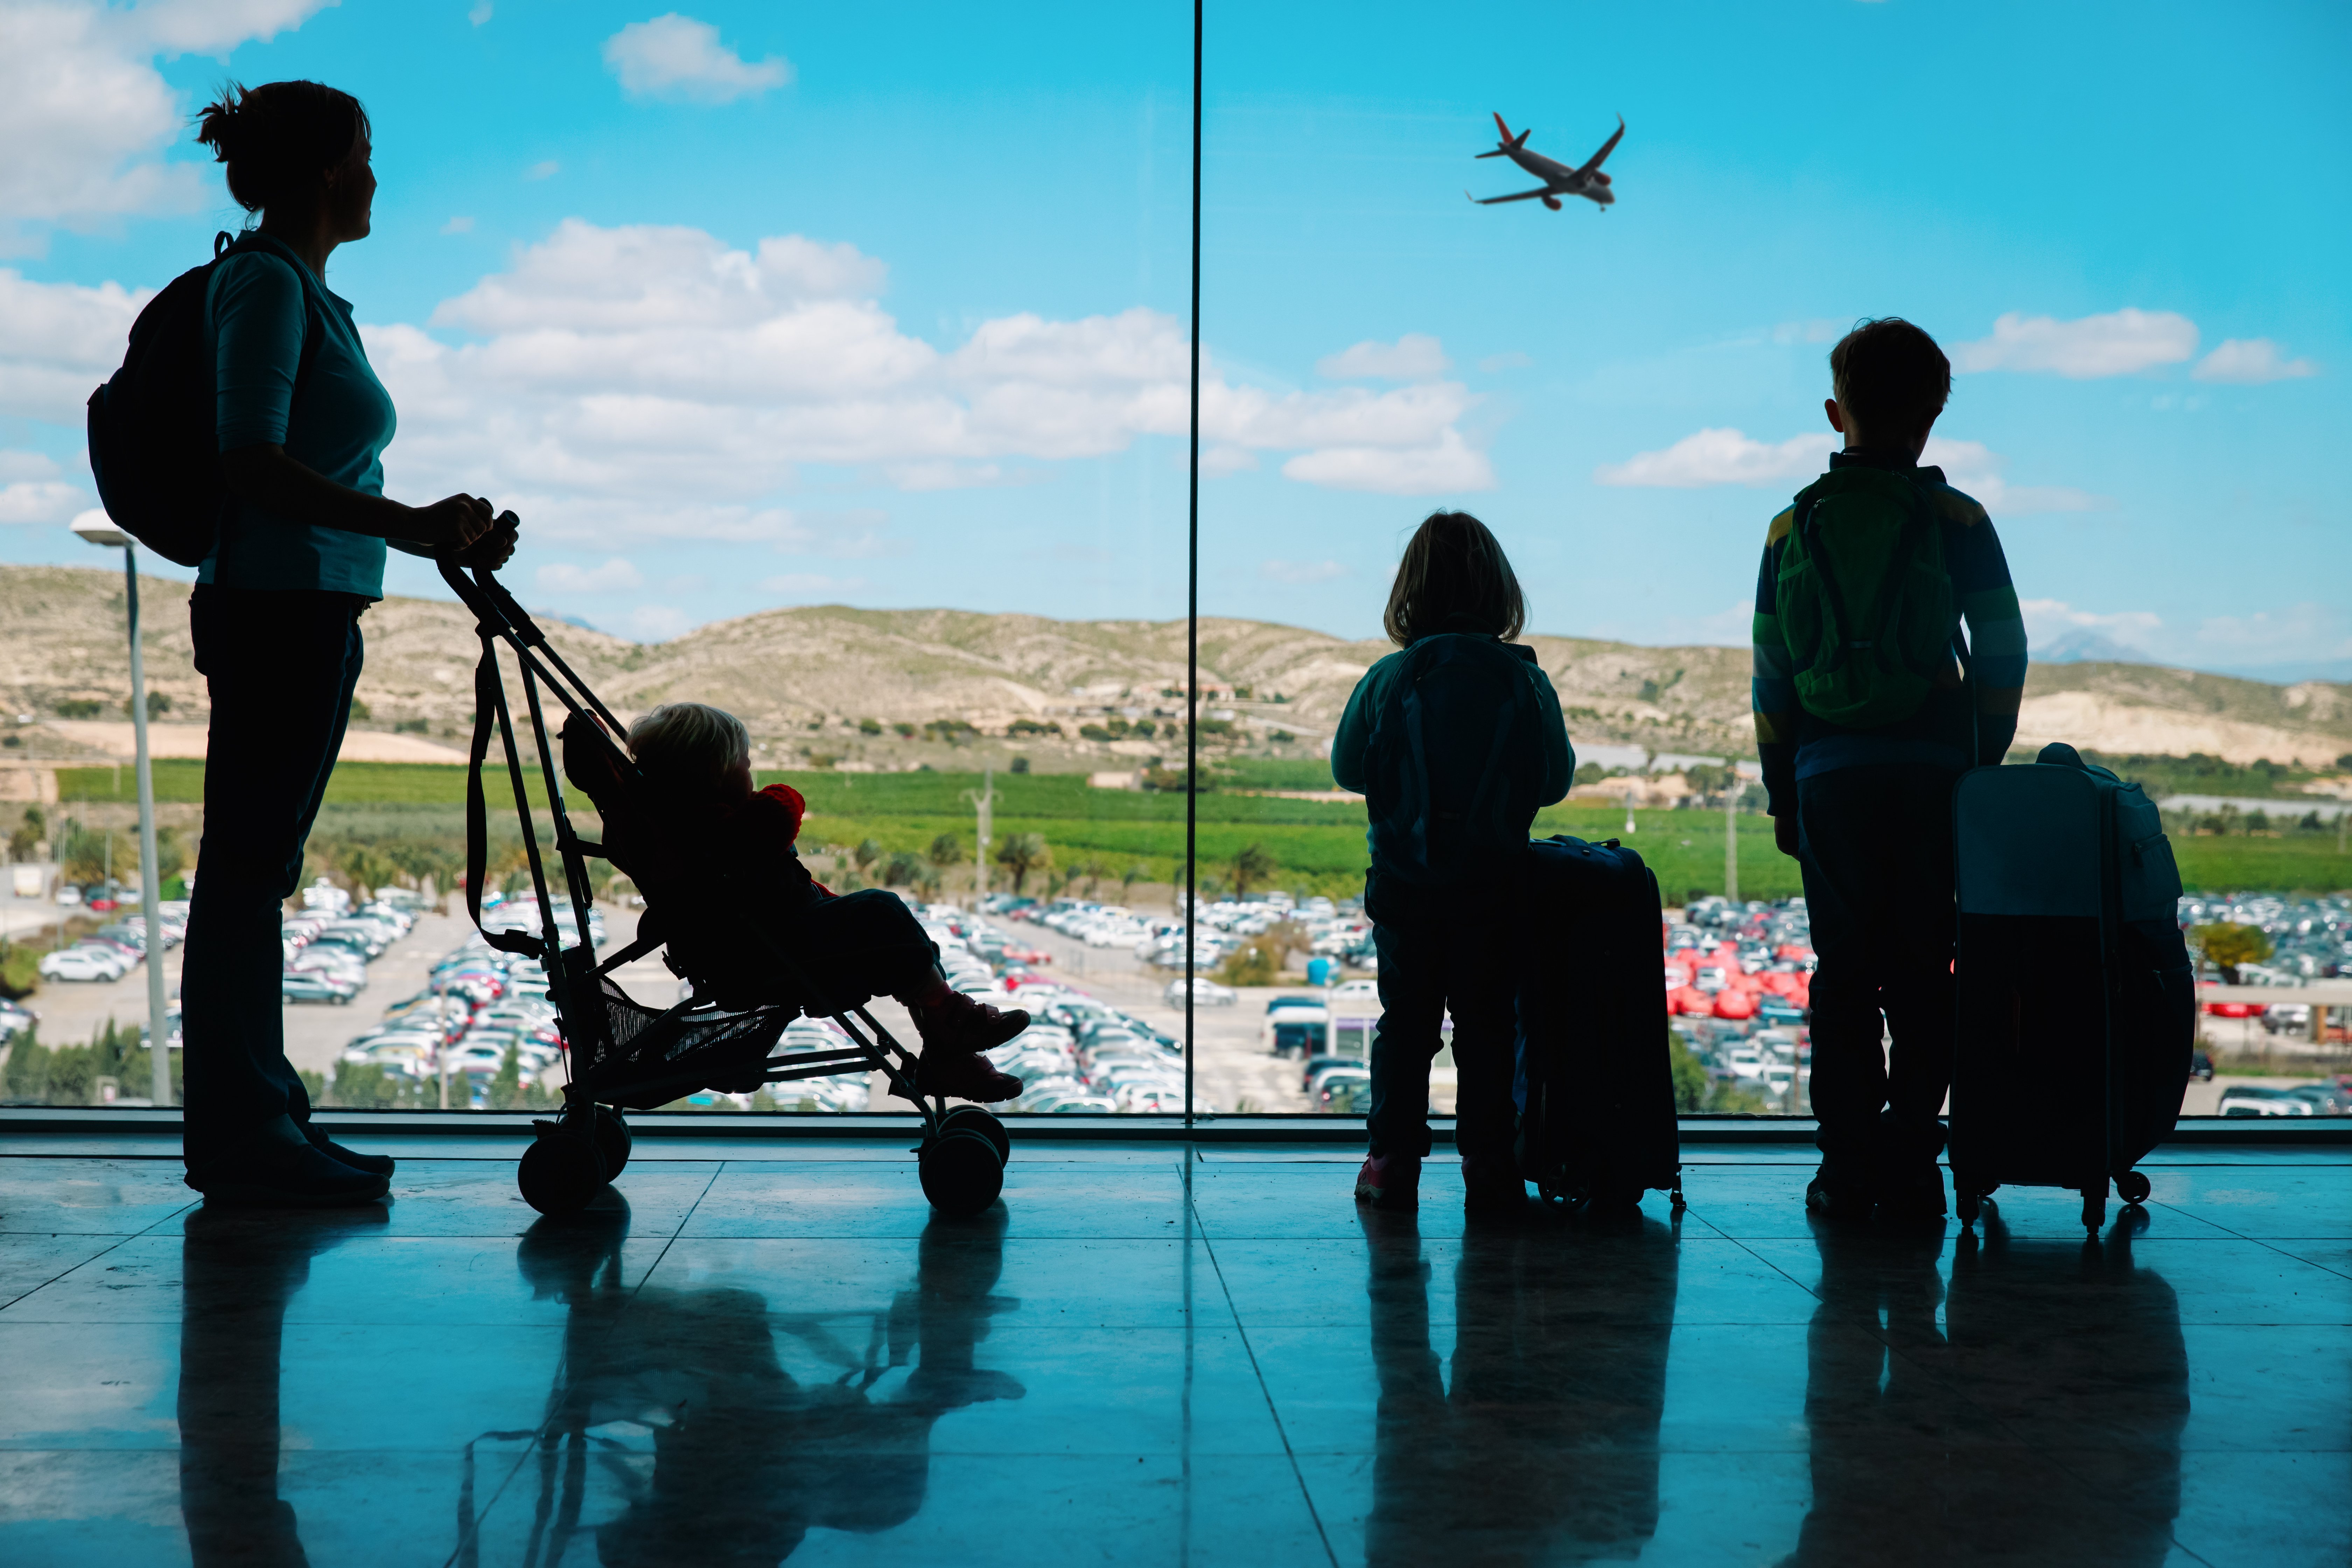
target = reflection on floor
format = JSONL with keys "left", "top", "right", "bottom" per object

{"left": 0, "top": 1145, "right": 2345, "bottom": 1566}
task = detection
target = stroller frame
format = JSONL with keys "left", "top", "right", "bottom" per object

{"left": 439, "top": 558, "right": 1010, "bottom": 1217}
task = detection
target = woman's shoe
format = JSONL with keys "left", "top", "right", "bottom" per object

{"left": 193, "top": 1143, "right": 390, "bottom": 1208}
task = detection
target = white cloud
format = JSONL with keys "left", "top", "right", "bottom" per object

{"left": 1594, "top": 427, "right": 2108, "bottom": 514}
{"left": 2190, "top": 603, "right": 2352, "bottom": 661}
{"left": 624, "top": 603, "right": 694, "bottom": 641}
{"left": 0, "top": 270, "right": 151, "bottom": 420}
{"left": 0, "top": 449, "right": 63, "bottom": 482}
{"left": 1918, "top": 438, "right": 2111, "bottom": 516}
{"left": 468, "top": 0, "right": 491, "bottom": 23}
{"left": 1479, "top": 351, "right": 1533, "bottom": 373}
{"left": 441, "top": 216, "right": 475, "bottom": 235}
{"left": 2019, "top": 597, "right": 2164, "bottom": 652}
{"left": 1259, "top": 559, "right": 1348, "bottom": 585}
{"left": 604, "top": 13, "right": 791, "bottom": 104}
{"left": 365, "top": 218, "right": 1492, "bottom": 544}
{"left": 1594, "top": 427, "right": 1834, "bottom": 488}
{"left": 1951, "top": 309, "right": 2198, "bottom": 378}
{"left": 1280, "top": 429, "right": 1493, "bottom": 495}
{"left": 761, "top": 572, "right": 863, "bottom": 597}
{"left": 524, "top": 160, "right": 559, "bottom": 181}
{"left": 1771, "top": 319, "right": 1844, "bottom": 345}
{"left": 0, "top": 479, "right": 86, "bottom": 524}
{"left": 535, "top": 557, "right": 644, "bottom": 593}
{"left": 0, "top": 1, "right": 336, "bottom": 255}
{"left": 1317, "top": 334, "right": 1449, "bottom": 381}
{"left": 1651, "top": 600, "right": 1754, "bottom": 648}
{"left": 1198, "top": 444, "right": 1257, "bottom": 477}
{"left": 2192, "top": 338, "right": 2318, "bottom": 385}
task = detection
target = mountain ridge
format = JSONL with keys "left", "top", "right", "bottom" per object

{"left": 4, "top": 564, "right": 2347, "bottom": 769}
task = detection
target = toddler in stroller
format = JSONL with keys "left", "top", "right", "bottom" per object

{"left": 618, "top": 702, "right": 1025, "bottom": 1104}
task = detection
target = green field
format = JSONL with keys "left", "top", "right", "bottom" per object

{"left": 55, "top": 757, "right": 2348, "bottom": 898}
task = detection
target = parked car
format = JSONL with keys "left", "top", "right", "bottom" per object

{"left": 2217, "top": 1085, "right": 2314, "bottom": 1117}
{"left": 1164, "top": 977, "right": 1238, "bottom": 1008}
{"left": 38, "top": 945, "right": 128, "bottom": 982}
{"left": 282, "top": 971, "right": 359, "bottom": 1006}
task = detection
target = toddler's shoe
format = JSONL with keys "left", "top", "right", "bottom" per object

{"left": 914, "top": 990, "right": 1030, "bottom": 1055}
{"left": 1354, "top": 1153, "right": 1420, "bottom": 1210}
{"left": 916, "top": 1050, "right": 1024, "bottom": 1103}
{"left": 1805, "top": 1160, "right": 1875, "bottom": 1222}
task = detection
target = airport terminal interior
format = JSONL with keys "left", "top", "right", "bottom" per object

{"left": 0, "top": 1132, "right": 2344, "bottom": 1566}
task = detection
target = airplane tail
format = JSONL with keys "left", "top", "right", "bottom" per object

{"left": 1478, "top": 112, "right": 1531, "bottom": 157}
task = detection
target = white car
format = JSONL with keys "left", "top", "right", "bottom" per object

{"left": 1164, "top": 978, "right": 1238, "bottom": 1007}
{"left": 39, "top": 946, "right": 128, "bottom": 982}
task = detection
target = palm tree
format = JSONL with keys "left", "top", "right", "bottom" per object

{"left": 1120, "top": 863, "right": 1148, "bottom": 902}
{"left": 1079, "top": 857, "right": 1110, "bottom": 898}
{"left": 927, "top": 832, "right": 965, "bottom": 872}
{"left": 1231, "top": 842, "right": 1277, "bottom": 898}
{"left": 852, "top": 839, "right": 883, "bottom": 876}
{"left": 994, "top": 832, "right": 1049, "bottom": 895}
{"left": 882, "top": 850, "right": 923, "bottom": 888}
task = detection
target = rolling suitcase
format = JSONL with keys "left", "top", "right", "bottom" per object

{"left": 1514, "top": 835, "right": 1684, "bottom": 1211}
{"left": 1950, "top": 744, "right": 2196, "bottom": 1231}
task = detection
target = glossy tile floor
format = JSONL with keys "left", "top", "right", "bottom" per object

{"left": 0, "top": 1142, "right": 2346, "bottom": 1567}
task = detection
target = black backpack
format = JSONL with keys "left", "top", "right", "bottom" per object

{"left": 85, "top": 231, "right": 318, "bottom": 567}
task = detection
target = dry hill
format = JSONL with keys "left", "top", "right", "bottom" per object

{"left": 4, "top": 564, "right": 2348, "bottom": 770}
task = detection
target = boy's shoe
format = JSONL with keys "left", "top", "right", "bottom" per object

{"left": 913, "top": 991, "right": 1030, "bottom": 1056}
{"left": 1462, "top": 1156, "right": 1528, "bottom": 1214}
{"left": 1805, "top": 1161, "right": 1875, "bottom": 1222}
{"left": 1875, "top": 1158, "right": 1947, "bottom": 1221}
{"left": 1354, "top": 1153, "right": 1420, "bottom": 1210}
{"left": 303, "top": 1123, "right": 395, "bottom": 1177}
{"left": 916, "top": 1050, "right": 1024, "bottom": 1103}
{"left": 189, "top": 1143, "right": 391, "bottom": 1209}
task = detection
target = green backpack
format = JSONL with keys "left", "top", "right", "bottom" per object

{"left": 1774, "top": 466, "right": 1957, "bottom": 728}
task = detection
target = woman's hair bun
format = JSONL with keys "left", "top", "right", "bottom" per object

{"left": 194, "top": 80, "right": 370, "bottom": 216}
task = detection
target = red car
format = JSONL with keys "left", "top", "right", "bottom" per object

{"left": 2203, "top": 1000, "right": 2260, "bottom": 1019}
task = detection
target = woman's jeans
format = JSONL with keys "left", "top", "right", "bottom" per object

{"left": 1363, "top": 871, "right": 1520, "bottom": 1168}
{"left": 181, "top": 585, "right": 366, "bottom": 1177}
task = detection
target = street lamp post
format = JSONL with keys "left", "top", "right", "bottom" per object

{"left": 72, "top": 514, "right": 173, "bottom": 1108}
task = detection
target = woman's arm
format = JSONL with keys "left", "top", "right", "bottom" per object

{"left": 220, "top": 445, "right": 515, "bottom": 566}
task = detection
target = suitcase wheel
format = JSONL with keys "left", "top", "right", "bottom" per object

{"left": 2114, "top": 1170, "right": 2151, "bottom": 1207}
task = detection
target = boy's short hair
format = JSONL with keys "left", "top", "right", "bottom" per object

{"left": 1829, "top": 318, "right": 1951, "bottom": 435}
{"left": 1384, "top": 510, "right": 1526, "bottom": 646}
{"left": 627, "top": 702, "right": 749, "bottom": 796}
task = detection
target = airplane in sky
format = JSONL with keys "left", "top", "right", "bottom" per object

{"left": 1467, "top": 112, "right": 1624, "bottom": 211}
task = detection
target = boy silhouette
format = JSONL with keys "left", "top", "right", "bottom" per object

{"left": 1750, "top": 319, "right": 2027, "bottom": 1219}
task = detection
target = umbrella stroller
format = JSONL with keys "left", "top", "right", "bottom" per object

{"left": 438, "top": 558, "right": 1011, "bottom": 1218}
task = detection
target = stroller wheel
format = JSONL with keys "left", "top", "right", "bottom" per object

{"left": 519, "top": 1131, "right": 607, "bottom": 1217}
{"left": 2114, "top": 1169, "right": 2151, "bottom": 1206}
{"left": 941, "top": 1105, "right": 1010, "bottom": 1166}
{"left": 918, "top": 1127, "right": 1003, "bottom": 1219}
{"left": 593, "top": 1106, "right": 633, "bottom": 1181}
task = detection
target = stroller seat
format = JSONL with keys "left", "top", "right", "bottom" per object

{"left": 438, "top": 557, "right": 1011, "bottom": 1217}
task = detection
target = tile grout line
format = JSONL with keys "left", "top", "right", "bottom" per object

{"left": 444, "top": 1162, "right": 726, "bottom": 1567}
{"left": 0, "top": 1180, "right": 202, "bottom": 1313}
{"left": 1187, "top": 1147, "right": 1341, "bottom": 1568}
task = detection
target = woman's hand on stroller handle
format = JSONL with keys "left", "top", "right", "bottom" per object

{"left": 425, "top": 496, "right": 521, "bottom": 571}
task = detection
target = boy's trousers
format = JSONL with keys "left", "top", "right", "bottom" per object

{"left": 1792, "top": 763, "right": 1961, "bottom": 1168}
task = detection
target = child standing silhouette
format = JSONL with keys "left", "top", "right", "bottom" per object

{"left": 1333, "top": 513, "right": 1573, "bottom": 1211}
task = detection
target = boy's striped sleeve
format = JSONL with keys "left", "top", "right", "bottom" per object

{"left": 1751, "top": 507, "right": 1800, "bottom": 815}
{"left": 1945, "top": 499, "right": 2027, "bottom": 765}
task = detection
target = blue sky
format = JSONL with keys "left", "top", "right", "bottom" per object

{"left": 3, "top": 0, "right": 2346, "bottom": 676}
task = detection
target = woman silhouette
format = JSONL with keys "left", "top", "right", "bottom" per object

{"left": 178, "top": 80, "right": 515, "bottom": 1207}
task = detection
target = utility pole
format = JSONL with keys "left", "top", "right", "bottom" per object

{"left": 72, "top": 516, "right": 171, "bottom": 1108}
{"left": 1623, "top": 786, "right": 1637, "bottom": 838}
{"left": 1724, "top": 772, "right": 1740, "bottom": 904}
{"left": 962, "top": 766, "right": 999, "bottom": 900}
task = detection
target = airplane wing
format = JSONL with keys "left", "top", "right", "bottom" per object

{"left": 1469, "top": 187, "right": 1556, "bottom": 205}
{"left": 1578, "top": 115, "right": 1626, "bottom": 176}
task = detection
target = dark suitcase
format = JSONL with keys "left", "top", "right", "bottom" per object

{"left": 1951, "top": 744, "right": 2196, "bottom": 1231}
{"left": 1514, "top": 835, "right": 1684, "bottom": 1210}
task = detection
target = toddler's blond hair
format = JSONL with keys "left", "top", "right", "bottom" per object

{"left": 627, "top": 702, "right": 749, "bottom": 797}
